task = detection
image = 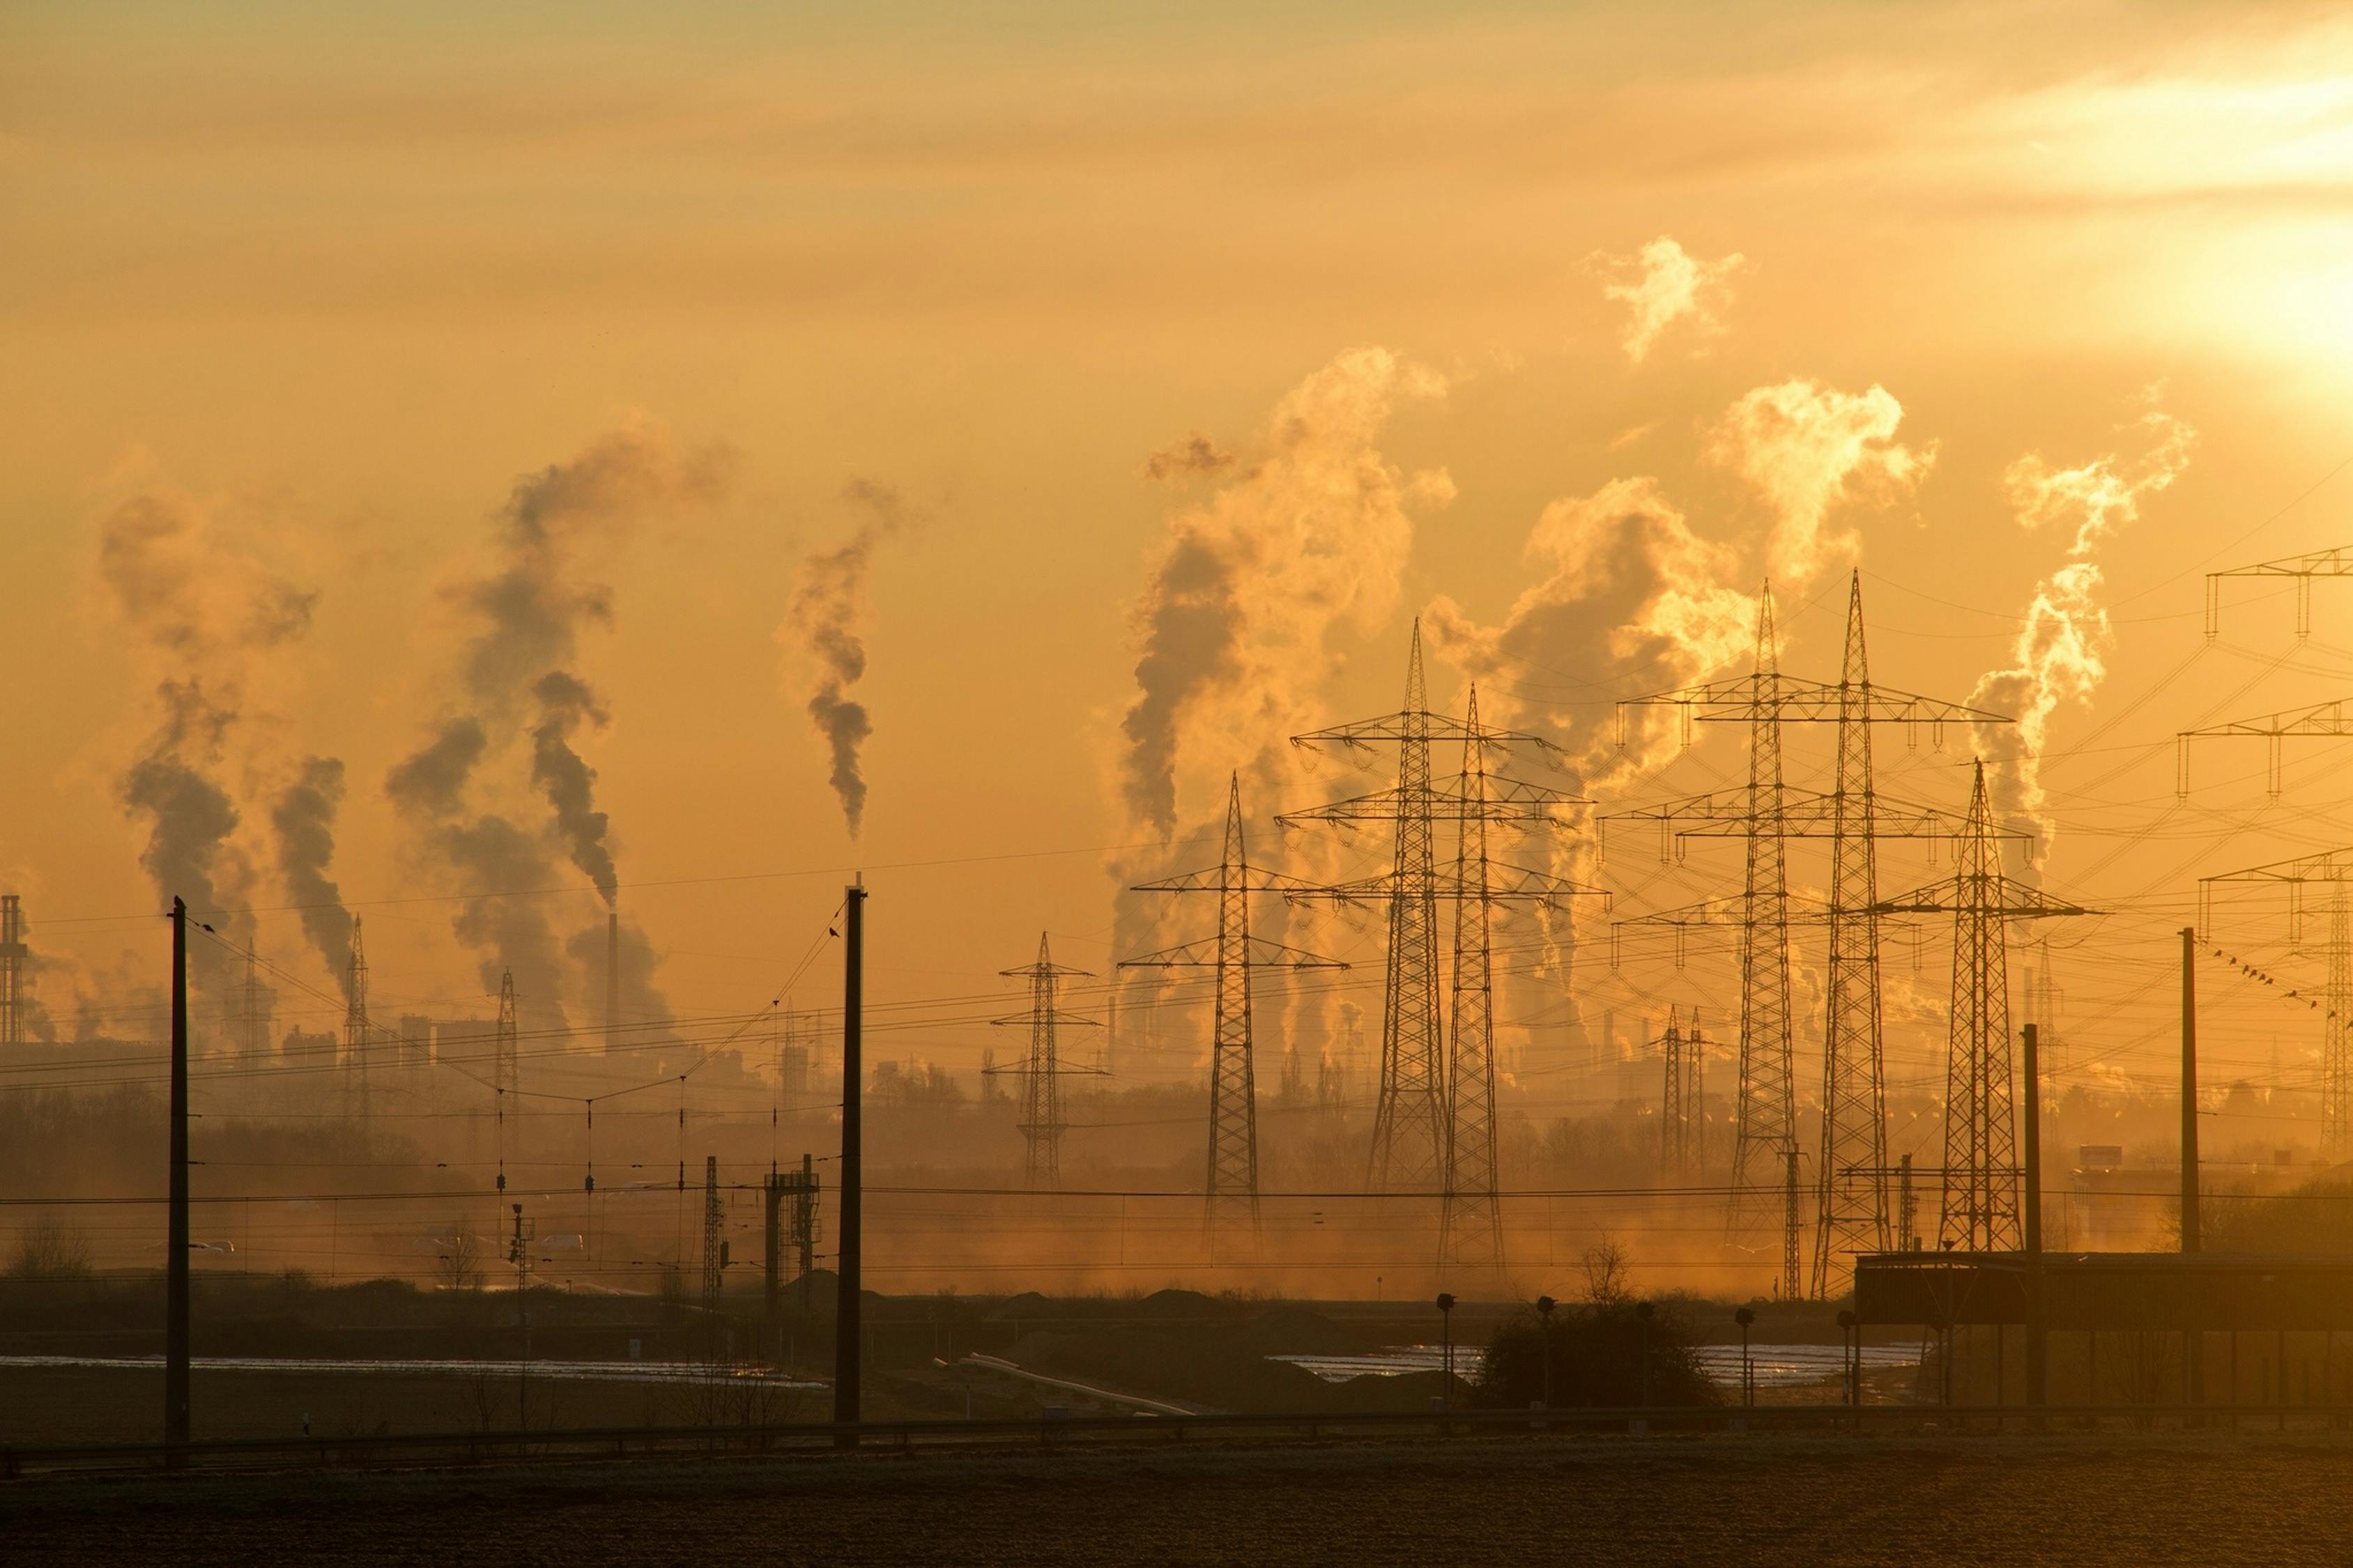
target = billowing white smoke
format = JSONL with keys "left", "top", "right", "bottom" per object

{"left": 1429, "top": 477, "right": 1754, "bottom": 790}
{"left": 1599, "top": 237, "right": 1745, "bottom": 364}
{"left": 1970, "top": 401, "right": 2196, "bottom": 866}
{"left": 1427, "top": 477, "right": 1756, "bottom": 988}
{"left": 1110, "top": 348, "right": 1452, "bottom": 1080}
{"left": 787, "top": 480, "right": 903, "bottom": 838}
{"left": 1709, "top": 380, "right": 1933, "bottom": 588}
{"left": 1117, "top": 346, "right": 1453, "bottom": 839}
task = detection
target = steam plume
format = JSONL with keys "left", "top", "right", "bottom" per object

{"left": 788, "top": 479, "right": 904, "bottom": 838}
{"left": 1709, "top": 379, "right": 1933, "bottom": 587}
{"left": 1970, "top": 399, "right": 2195, "bottom": 865}
{"left": 1427, "top": 476, "right": 1754, "bottom": 991}
{"left": 1118, "top": 346, "right": 1453, "bottom": 837}
{"left": 271, "top": 757, "right": 358, "bottom": 1001}
{"left": 1600, "top": 237, "right": 1745, "bottom": 364}
{"left": 1427, "top": 477, "right": 1753, "bottom": 790}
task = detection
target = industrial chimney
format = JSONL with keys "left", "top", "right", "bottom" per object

{"left": 605, "top": 908, "right": 622, "bottom": 1056}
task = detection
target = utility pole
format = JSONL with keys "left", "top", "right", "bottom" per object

{"left": 988, "top": 935, "right": 1103, "bottom": 1190}
{"left": 166, "top": 896, "right": 190, "bottom": 1451}
{"left": 1126, "top": 776, "right": 1342, "bottom": 1244}
{"left": 2181, "top": 926, "right": 2200, "bottom": 1254}
{"left": 834, "top": 879, "right": 864, "bottom": 1436}
{"left": 494, "top": 968, "right": 517, "bottom": 1194}
{"left": 2023, "top": 1022, "right": 2046, "bottom": 1409}
{"left": 508, "top": 1201, "right": 532, "bottom": 1426}
{"left": 2182, "top": 924, "right": 2202, "bottom": 1407}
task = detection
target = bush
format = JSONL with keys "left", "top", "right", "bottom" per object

{"left": 1471, "top": 1300, "right": 1717, "bottom": 1408}
{"left": 6, "top": 1216, "right": 93, "bottom": 1281}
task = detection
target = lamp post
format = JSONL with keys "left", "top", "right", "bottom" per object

{"left": 1436, "top": 1293, "right": 1457, "bottom": 1411}
{"left": 1735, "top": 1306, "right": 1756, "bottom": 1408}
{"left": 1636, "top": 1300, "right": 1655, "bottom": 1409}
{"left": 1535, "top": 1295, "right": 1557, "bottom": 1410}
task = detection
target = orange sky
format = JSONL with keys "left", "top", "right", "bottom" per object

{"left": 8, "top": 1, "right": 2353, "bottom": 1135}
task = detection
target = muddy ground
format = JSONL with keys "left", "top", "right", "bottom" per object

{"left": 6, "top": 1430, "right": 2351, "bottom": 1565}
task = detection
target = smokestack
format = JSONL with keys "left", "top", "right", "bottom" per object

{"left": 606, "top": 909, "right": 621, "bottom": 1056}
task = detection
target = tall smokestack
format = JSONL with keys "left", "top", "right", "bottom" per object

{"left": 606, "top": 909, "right": 621, "bottom": 1056}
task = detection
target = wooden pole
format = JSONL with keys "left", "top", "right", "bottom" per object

{"left": 166, "top": 898, "right": 191, "bottom": 1450}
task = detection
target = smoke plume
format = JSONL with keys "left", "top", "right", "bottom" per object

{"left": 1118, "top": 346, "right": 1453, "bottom": 838}
{"left": 1600, "top": 237, "right": 1745, "bottom": 364}
{"left": 271, "top": 757, "right": 358, "bottom": 1001}
{"left": 96, "top": 493, "right": 317, "bottom": 985}
{"left": 388, "top": 422, "right": 729, "bottom": 1005}
{"left": 1970, "top": 400, "right": 2195, "bottom": 865}
{"left": 530, "top": 671, "right": 616, "bottom": 905}
{"left": 1708, "top": 379, "right": 1933, "bottom": 587}
{"left": 788, "top": 479, "right": 904, "bottom": 838}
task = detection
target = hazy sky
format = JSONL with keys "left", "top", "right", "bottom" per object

{"left": 8, "top": 1, "right": 2353, "bottom": 1124}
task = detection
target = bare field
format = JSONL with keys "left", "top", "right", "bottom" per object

{"left": 6, "top": 1431, "right": 2353, "bottom": 1565}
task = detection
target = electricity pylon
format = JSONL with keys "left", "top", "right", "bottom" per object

{"left": 1617, "top": 574, "right": 2009, "bottom": 1298}
{"left": 2200, "top": 846, "right": 2353, "bottom": 1154}
{"left": 1285, "top": 672, "right": 1600, "bottom": 1271}
{"left": 1876, "top": 761, "right": 2089, "bottom": 1252}
{"left": 2178, "top": 699, "right": 2353, "bottom": 799}
{"left": 344, "top": 916, "right": 371, "bottom": 1126}
{"left": 1124, "top": 775, "right": 1343, "bottom": 1238}
{"left": 987, "top": 933, "right": 1102, "bottom": 1189}
{"left": 2206, "top": 544, "right": 2353, "bottom": 642}
{"left": 1660, "top": 1007, "right": 1706, "bottom": 1178}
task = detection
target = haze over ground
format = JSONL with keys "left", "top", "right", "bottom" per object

{"left": 6, "top": 2, "right": 2353, "bottom": 1263}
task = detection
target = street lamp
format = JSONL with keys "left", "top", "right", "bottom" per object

{"left": 1436, "top": 1293, "right": 1457, "bottom": 1410}
{"left": 1535, "top": 1294, "right": 1557, "bottom": 1410}
{"left": 1734, "top": 1306, "right": 1756, "bottom": 1408}
{"left": 1636, "top": 1300, "right": 1655, "bottom": 1409}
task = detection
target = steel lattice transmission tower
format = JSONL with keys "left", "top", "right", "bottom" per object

{"left": 0, "top": 894, "right": 25, "bottom": 1047}
{"left": 1878, "top": 762, "right": 2087, "bottom": 1250}
{"left": 987, "top": 933, "right": 1101, "bottom": 1190}
{"left": 1285, "top": 668, "right": 1597, "bottom": 1270}
{"left": 1124, "top": 775, "right": 1342, "bottom": 1238}
{"left": 2205, "top": 544, "right": 2353, "bottom": 643}
{"left": 1617, "top": 576, "right": 2009, "bottom": 1296}
{"left": 1285, "top": 635, "right": 1593, "bottom": 1210}
{"left": 2200, "top": 846, "right": 2353, "bottom": 1154}
{"left": 1659, "top": 1007, "right": 1706, "bottom": 1178}
{"left": 344, "top": 916, "right": 371, "bottom": 1125}
{"left": 1816, "top": 576, "right": 1890, "bottom": 1298}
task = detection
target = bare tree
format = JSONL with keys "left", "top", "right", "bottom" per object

{"left": 1581, "top": 1236, "right": 1634, "bottom": 1306}
{"left": 436, "top": 1223, "right": 485, "bottom": 1291}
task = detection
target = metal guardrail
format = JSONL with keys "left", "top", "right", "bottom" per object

{"left": 6, "top": 1400, "right": 2346, "bottom": 1479}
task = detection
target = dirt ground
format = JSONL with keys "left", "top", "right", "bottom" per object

{"left": 6, "top": 1430, "right": 2353, "bottom": 1565}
